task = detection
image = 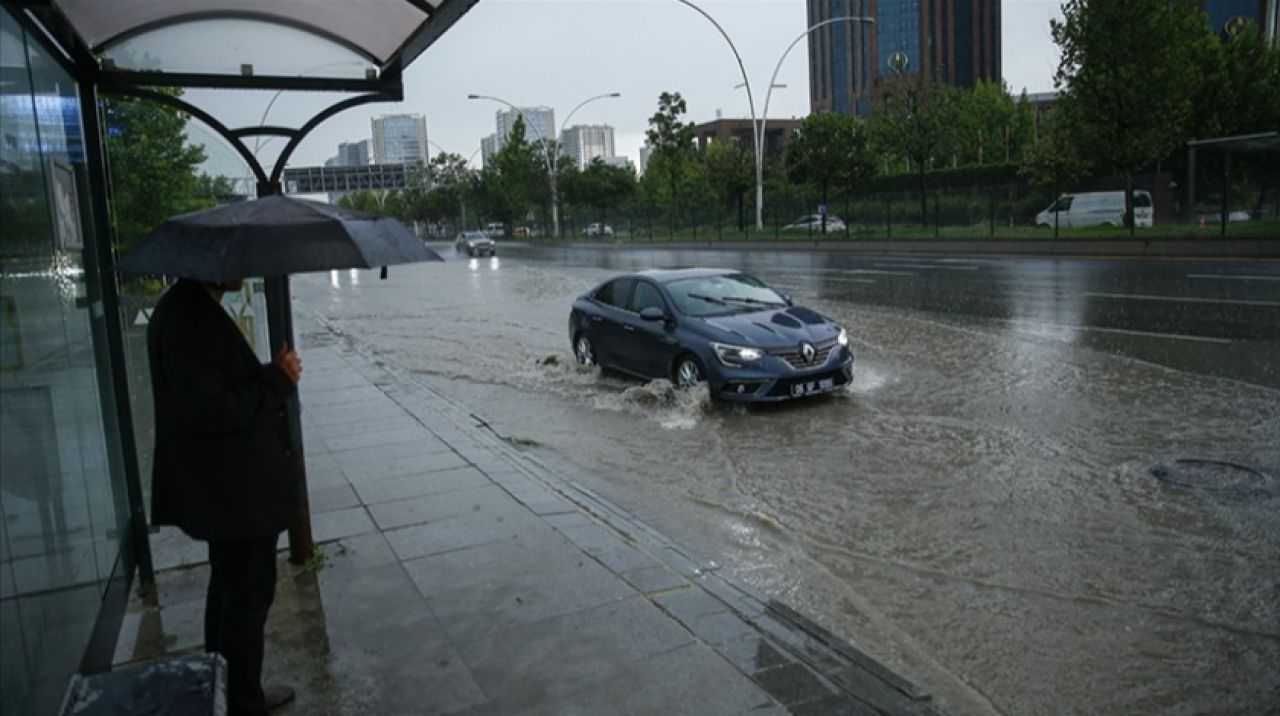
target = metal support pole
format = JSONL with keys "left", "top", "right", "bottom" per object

{"left": 1185, "top": 146, "right": 1197, "bottom": 226}
{"left": 79, "top": 79, "right": 155, "bottom": 587}
{"left": 257, "top": 181, "right": 314, "bottom": 564}
{"left": 1221, "top": 152, "right": 1230, "bottom": 237}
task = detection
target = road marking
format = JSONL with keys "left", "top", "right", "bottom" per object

{"left": 1011, "top": 321, "right": 1233, "bottom": 345}
{"left": 1187, "top": 274, "right": 1280, "bottom": 282}
{"left": 1084, "top": 292, "right": 1280, "bottom": 308}
{"left": 874, "top": 262, "right": 980, "bottom": 271}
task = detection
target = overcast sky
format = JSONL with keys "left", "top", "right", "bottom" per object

{"left": 194, "top": 0, "right": 1064, "bottom": 181}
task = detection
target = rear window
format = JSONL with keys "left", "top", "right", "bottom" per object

{"left": 1133, "top": 193, "right": 1152, "bottom": 208}
{"left": 594, "top": 278, "right": 634, "bottom": 308}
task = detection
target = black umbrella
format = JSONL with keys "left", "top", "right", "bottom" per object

{"left": 116, "top": 195, "right": 441, "bottom": 282}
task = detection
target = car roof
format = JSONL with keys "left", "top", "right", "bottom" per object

{"left": 625, "top": 267, "right": 739, "bottom": 284}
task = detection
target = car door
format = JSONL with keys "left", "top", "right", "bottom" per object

{"left": 588, "top": 278, "right": 634, "bottom": 368}
{"left": 619, "top": 280, "right": 680, "bottom": 378}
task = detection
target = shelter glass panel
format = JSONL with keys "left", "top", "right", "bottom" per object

{"left": 0, "top": 7, "right": 131, "bottom": 714}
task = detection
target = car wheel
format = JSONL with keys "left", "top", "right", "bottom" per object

{"left": 573, "top": 333, "right": 596, "bottom": 366}
{"left": 673, "top": 355, "right": 704, "bottom": 389}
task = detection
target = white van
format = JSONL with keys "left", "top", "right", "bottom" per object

{"left": 484, "top": 222, "right": 505, "bottom": 237}
{"left": 1035, "top": 191, "right": 1153, "bottom": 229}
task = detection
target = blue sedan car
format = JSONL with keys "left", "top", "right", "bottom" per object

{"left": 568, "top": 268, "right": 854, "bottom": 402}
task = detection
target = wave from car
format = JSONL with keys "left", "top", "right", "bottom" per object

{"left": 568, "top": 268, "right": 854, "bottom": 402}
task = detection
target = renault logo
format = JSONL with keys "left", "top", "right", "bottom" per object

{"left": 800, "top": 342, "right": 816, "bottom": 363}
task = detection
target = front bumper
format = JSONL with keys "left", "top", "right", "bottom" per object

{"left": 708, "top": 349, "right": 854, "bottom": 403}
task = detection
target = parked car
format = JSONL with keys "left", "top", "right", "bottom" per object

{"left": 583, "top": 223, "right": 614, "bottom": 237}
{"left": 455, "top": 231, "right": 496, "bottom": 257}
{"left": 568, "top": 268, "right": 854, "bottom": 402}
{"left": 782, "top": 214, "right": 847, "bottom": 232}
{"left": 484, "top": 222, "right": 505, "bottom": 237}
{"left": 1035, "top": 191, "right": 1153, "bottom": 228}
{"left": 511, "top": 225, "right": 536, "bottom": 238}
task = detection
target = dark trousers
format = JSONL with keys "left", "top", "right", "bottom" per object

{"left": 206, "top": 536, "right": 279, "bottom": 716}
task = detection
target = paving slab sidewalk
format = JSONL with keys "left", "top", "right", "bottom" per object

{"left": 113, "top": 313, "right": 940, "bottom": 715}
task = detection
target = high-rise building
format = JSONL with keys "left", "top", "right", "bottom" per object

{"left": 495, "top": 107, "right": 555, "bottom": 147}
{"left": 808, "top": 0, "right": 1001, "bottom": 116}
{"left": 371, "top": 113, "right": 428, "bottom": 165}
{"left": 639, "top": 144, "right": 653, "bottom": 174}
{"left": 335, "top": 140, "right": 369, "bottom": 167}
{"left": 480, "top": 134, "right": 499, "bottom": 167}
{"left": 560, "top": 124, "right": 616, "bottom": 169}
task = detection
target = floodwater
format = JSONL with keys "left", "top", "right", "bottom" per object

{"left": 292, "top": 248, "right": 1280, "bottom": 715}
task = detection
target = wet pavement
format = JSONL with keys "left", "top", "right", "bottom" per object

{"left": 277, "top": 247, "right": 1280, "bottom": 715}
{"left": 113, "top": 309, "right": 945, "bottom": 715}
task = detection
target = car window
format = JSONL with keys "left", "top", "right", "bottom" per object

{"left": 594, "top": 278, "right": 634, "bottom": 308}
{"left": 628, "top": 281, "right": 666, "bottom": 314}
{"left": 1054, "top": 197, "right": 1074, "bottom": 211}
{"left": 1133, "top": 193, "right": 1152, "bottom": 208}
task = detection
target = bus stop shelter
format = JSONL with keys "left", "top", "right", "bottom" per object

{"left": 1, "top": 1, "right": 478, "bottom": 689}
{"left": 1185, "top": 131, "right": 1280, "bottom": 235}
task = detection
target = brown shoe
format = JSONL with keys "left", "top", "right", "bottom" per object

{"left": 264, "top": 685, "right": 296, "bottom": 711}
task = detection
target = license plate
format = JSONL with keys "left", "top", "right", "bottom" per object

{"left": 789, "top": 378, "right": 836, "bottom": 397}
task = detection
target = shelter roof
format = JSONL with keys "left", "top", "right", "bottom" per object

{"left": 1187, "top": 132, "right": 1280, "bottom": 154}
{"left": 20, "top": 0, "right": 478, "bottom": 87}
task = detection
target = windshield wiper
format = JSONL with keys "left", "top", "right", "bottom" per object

{"left": 721, "top": 296, "right": 785, "bottom": 307}
{"left": 686, "top": 293, "right": 728, "bottom": 305}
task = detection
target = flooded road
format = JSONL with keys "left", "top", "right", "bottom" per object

{"left": 292, "top": 248, "right": 1280, "bottom": 715}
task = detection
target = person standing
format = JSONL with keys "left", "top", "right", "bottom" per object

{"left": 147, "top": 278, "right": 301, "bottom": 715}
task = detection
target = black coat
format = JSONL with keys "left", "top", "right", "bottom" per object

{"left": 148, "top": 279, "right": 298, "bottom": 541}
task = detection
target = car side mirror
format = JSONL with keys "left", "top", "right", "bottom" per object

{"left": 778, "top": 292, "right": 793, "bottom": 306}
{"left": 640, "top": 306, "right": 666, "bottom": 321}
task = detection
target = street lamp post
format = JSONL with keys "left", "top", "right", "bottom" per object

{"left": 468, "top": 92, "right": 619, "bottom": 238}
{"left": 674, "top": 0, "right": 760, "bottom": 229}
{"left": 675, "top": 1, "right": 873, "bottom": 231}
{"left": 760, "top": 16, "right": 874, "bottom": 231}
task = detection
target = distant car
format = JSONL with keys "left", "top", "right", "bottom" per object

{"left": 484, "top": 222, "right": 505, "bottom": 237}
{"left": 583, "top": 223, "right": 614, "bottom": 237}
{"left": 455, "top": 231, "right": 496, "bottom": 257}
{"left": 783, "top": 215, "right": 846, "bottom": 232}
{"left": 511, "top": 226, "right": 536, "bottom": 238}
{"left": 568, "top": 268, "right": 854, "bottom": 402}
{"left": 1035, "top": 191, "right": 1153, "bottom": 228}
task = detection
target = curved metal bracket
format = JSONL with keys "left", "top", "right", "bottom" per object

{"left": 229, "top": 126, "right": 299, "bottom": 140}
{"left": 100, "top": 85, "right": 270, "bottom": 185}
{"left": 270, "top": 92, "right": 398, "bottom": 184}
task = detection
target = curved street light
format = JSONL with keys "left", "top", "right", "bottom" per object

{"left": 673, "top": 0, "right": 760, "bottom": 229}
{"left": 468, "top": 91, "right": 620, "bottom": 237}
{"left": 760, "top": 16, "right": 874, "bottom": 230}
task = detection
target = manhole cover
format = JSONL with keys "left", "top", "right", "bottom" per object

{"left": 1149, "top": 459, "right": 1273, "bottom": 494}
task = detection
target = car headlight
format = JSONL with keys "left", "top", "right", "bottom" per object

{"left": 837, "top": 328, "right": 849, "bottom": 347}
{"left": 713, "top": 342, "right": 763, "bottom": 367}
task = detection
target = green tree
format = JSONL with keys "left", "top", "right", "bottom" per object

{"left": 1051, "top": 0, "right": 1214, "bottom": 232}
{"left": 1019, "top": 112, "right": 1092, "bottom": 222}
{"left": 785, "top": 111, "right": 875, "bottom": 232}
{"left": 563, "top": 159, "right": 636, "bottom": 228}
{"left": 869, "top": 74, "right": 959, "bottom": 225}
{"left": 701, "top": 140, "right": 754, "bottom": 229}
{"left": 949, "top": 80, "right": 1036, "bottom": 166}
{"left": 418, "top": 152, "right": 475, "bottom": 232}
{"left": 103, "top": 92, "right": 217, "bottom": 251}
{"left": 645, "top": 91, "right": 697, "bottom": 231}
{"left": 472, "top": 118, "right": 544, "bottom": 232}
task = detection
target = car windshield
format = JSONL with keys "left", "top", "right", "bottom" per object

{"left": 664, "top": 273, "right": 787, "bottom": 317}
